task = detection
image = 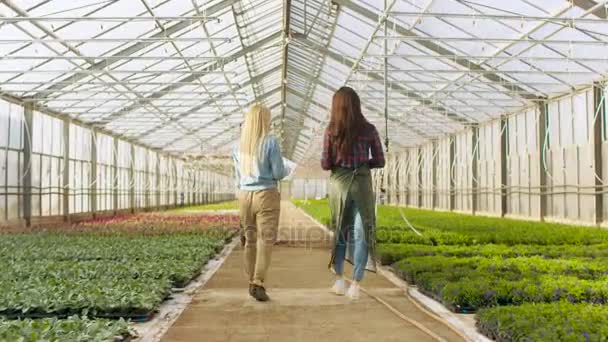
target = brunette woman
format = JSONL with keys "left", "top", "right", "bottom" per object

{"left": 321, "top": 87, "right": 385, "bottom": 300}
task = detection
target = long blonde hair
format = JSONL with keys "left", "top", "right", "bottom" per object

{"left": 239, "top": 104, "right": 271, "bottom": 176}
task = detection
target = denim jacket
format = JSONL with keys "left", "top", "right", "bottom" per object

{"left": 232, "top": 135, "right": 290, "bottom": 191}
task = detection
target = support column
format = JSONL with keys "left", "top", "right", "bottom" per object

{"left": 62, "top": 119, "right": 70, "bottom": 221}
{"left": 155, "top": 153, "right": 161, "bottom": 209}
{"left": 172, "top": 159, "right": 178, "bottom": 207}
{"left": 432, "top": 140, "right": 438, "bottom": 210}
{"left": 538, "top": 102, "right": 548, "bottom": 221}
{"left": 449, "top": 135, "right": 456, "bottom": 211}
{"left": 203, "top": 171, "right": 207, "bottom": 204}
{"left": 593, "top": 84, "right": 604, "bottom": 225}
{"left": 404, "top": 151, "right": 410, "bottom": 207}
{"left": 500, "top": 117, "right": 508, "bottom": 217}
{"left": 471, "top": 124, "right": 480, "bottom": 215}
{"left": 129, "top": 144, "right": 135, "bottom": 212}
{"left": 206, "top": 170, "right": 211, "bottom": 204}
{"left": 384, "top": 157, "right": 390, "bottom": 204}
{"left": 417, "top": 147, "right": 423, "bottom": 208}
{"left": 211, "top": 172, "right": 216, "bottom": 203}
{"left": 112, "top": 138, "right": 118, "bottom": 214}
{"left": 395, "top": 154, "right": 401, "bottom": 206}
{"left": 144, "top": 150, "right": 149, "bottom": 209}
{"left": 23, "top": 103, "right": 33, "bottom": 227}
{"left": 90, "top": 131, "right": 97, "bottom": 215}
{"left": 190, "top": 172, "right": 195, "bottom": 205}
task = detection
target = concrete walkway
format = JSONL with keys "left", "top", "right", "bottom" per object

{"left": 161, "top": 202, "right": 464, "bottom": 342}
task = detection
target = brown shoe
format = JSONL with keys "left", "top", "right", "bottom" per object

{"left": 251, "top": 285, "right": 270, "bottom": 302}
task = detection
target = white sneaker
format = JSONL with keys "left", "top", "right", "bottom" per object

{"left": 346, "top": 283, "right": 360, "bottom": 300}
{"left": 331, "top": 279, "right": 346, "bottom": 296}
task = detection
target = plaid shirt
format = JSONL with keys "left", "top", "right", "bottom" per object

{"left": 321, "top": 123, "right": 385, "bottom": 170}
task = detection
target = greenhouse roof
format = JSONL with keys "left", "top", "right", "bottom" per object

{"left": 1, "top": 0, "right": 608, "bottom": 163}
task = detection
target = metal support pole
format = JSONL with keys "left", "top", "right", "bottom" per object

{"left": 395, "top": 155, "right": 401, "bottom": 205}
{"left": 432, "top": 140, "right": 438, "bottom": 210}
{"left": 383, "top": 0, "right": 389, "bottom": 153}
{"left": 144, "top": 150, "right": 150, "bottom": 209}
{"left": 417, "top": 147, "right": 423, "bottom": 208}
{"left": 90, "top": 130, "right": 97, "bottom": 215}
{"left": 471, "top": 125, "right": 480, "bottom": 214}
{"left": 404, "top": 151, "right": 410, "bottom": 207}
{"left": 196, "top": 171, "right": 200, "bottom": 205}
{"left": 62, "top": 119, "right": 70, "bottom": 221}
{"left": 449, "top": 135, "right": 456, "bottom": 211}
{"left": 401, "top": 152, "right": 407, "bottom": 206}
{"left": 538, "top": 102, "right": 548, "bottom": 221}
{"left": 593, "top": 84, "right": 604, "bottom": 225}
{"left": 500, "top": 116, "right": 508, "bottom": 217}
{"left": 172, "top": 159, "right": 178, "bottom": 207}
{"left": 191, "top": 172, "right": 196, "bottom": 205}
{"left": 212, "top": 172, "right": 216, "bottom": 203}
{"left": 22, "top": 103, "right": 33, "bottom": 226}
{"left": 155, "top": 153, "right": 161, "bottom": 209}
{"left": 129, "top": 144, "right": 135, "bottom": 212}
{"left": 203, "top": 170, "right": 209, "bottom": 204}
{"left": 112, "top": 138, "right": 118, "bottom": 214}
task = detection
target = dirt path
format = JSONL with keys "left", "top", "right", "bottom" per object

{"left": 161, "top": 202, "right": 465, "bottom": 342}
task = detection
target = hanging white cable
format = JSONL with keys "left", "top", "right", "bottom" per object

{"left": 541, "top": 103, "right": 554, "bottom": 182}
{"left": 398, "top": 207, "right": 423, "bottom": 236}
{"left": 471, "top": 127, "right": 480, "bottom": 185}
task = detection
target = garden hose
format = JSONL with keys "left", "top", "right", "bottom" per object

{"left": 343, "top": 278, "right": 458, "bottom": 342}
{"left": 398, "top": 208, "right": 423, "bottom": 237}
{"left": 374, "top": 269, "right": 473, "bottom": 342}
{"left": 404, "top": 288, "right": 472, "bottom": 342}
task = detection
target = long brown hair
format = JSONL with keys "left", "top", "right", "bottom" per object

{"left": 328, "top": 86, "right": 367, "bottom": 160}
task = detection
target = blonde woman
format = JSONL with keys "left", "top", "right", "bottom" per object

{"left": 232, "top": 104, "right": 290, "bottom": 302}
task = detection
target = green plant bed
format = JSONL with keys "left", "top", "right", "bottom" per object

{"left": 292, "top": 199, "right": 332, "bottom": 226}
{"left": 396, "top": 255, "right": 608, "bottom": 283}
{"left": 381, "top": 206, "right": 608, "bottom": 245}
{"left": 0, "top": 316, "right": 132, "bottom": 342}
{"left": 393, "top": 255, "right": 608, "bottom": 312}
{"left": 1, "top": 233, "right": 223, "bottom": 258}
{"left": 0, "top": 229, "right": 232, "bottom": 320}
{"left": 376, "top": 243, "right": 608, "bottom": 265}
{"left": 169, "top": 201, "right": 238, "bottom": 212}
{"left": 476, "top": 302, "right": 608, "bottom": 341}
{"left": 0, "top": 275, "right": 172, "bottom": 319}
{"left": 294, "top": 198, "right": 608, "bottom": 245}
{"left": 426, "top": 274, "right": 608, "bottom": 312}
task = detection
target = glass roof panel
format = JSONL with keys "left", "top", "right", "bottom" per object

{"left": 3, "top": 0, "right": 608, "bottom": 159}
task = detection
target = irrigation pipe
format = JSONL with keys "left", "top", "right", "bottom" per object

{"left": 376, "top": 268, "right": 478, "bottom": 342}
{"left": 343, "top": 278, "right": 461, "bottom": 342}
{"left": 398, "top": 208, "right": 423, "bottom": 237}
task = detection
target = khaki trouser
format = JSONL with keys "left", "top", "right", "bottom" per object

{"left": 238, "top": 188, "right": 281, "bottom": 286}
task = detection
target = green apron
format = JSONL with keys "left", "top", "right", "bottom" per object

{"left": 328, "top": 165, "right": 377, "bottom": 273}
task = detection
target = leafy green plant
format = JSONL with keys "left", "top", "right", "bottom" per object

{"left": 169, "top": 200, "right": 239, "bottom": 212}
{"left": 292, "top": 199, "right": 332, "bottom": 227}
{"left": 0, "top": 216, "right": 235, "bottom": 319}
{"left": 376, "top": 243, "right": 608, "bottom": 265}
{"left": 477, "top": 302, "right": 608, "bottom": 341}
{"left": 295, "top": 199, "right": 608, "bottom": 246}
{"left": 0, "top": 316, "right": 132, "bottom": 342}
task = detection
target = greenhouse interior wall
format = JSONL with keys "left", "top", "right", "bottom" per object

{"left": 0, "top": 97, "right": 234, "bottom": 227}
{"left": 376, "top": 85, "right": 608, "bottom": 227}
{"left": 290, "top": 178, "right": 328, "bottom": 199}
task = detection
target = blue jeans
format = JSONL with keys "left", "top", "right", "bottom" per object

{"left": 333, "top": 198, "right": 369, "bottom": 282}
